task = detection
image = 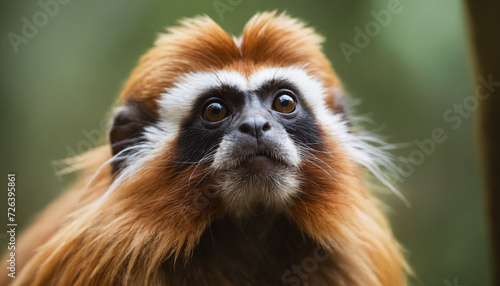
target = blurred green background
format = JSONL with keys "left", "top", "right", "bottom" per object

{"left": 0, "top": 0, "right": 488, "bottom": 285}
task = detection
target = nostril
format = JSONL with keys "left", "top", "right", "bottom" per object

{"left": 239, "top": 123, "right": 251, "bottom": 134}
{"left": 262, "top": 122, "right": 271, "bottom": 132}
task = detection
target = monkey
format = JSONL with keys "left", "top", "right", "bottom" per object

{"left": 2, "top": 11, "right": 408, "bottom": 286}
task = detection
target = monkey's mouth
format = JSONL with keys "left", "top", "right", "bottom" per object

{"left": 237, "top": 150, "right": 288, "bottom": 174}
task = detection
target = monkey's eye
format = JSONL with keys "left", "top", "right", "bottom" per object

{"left": 203, "top": 101, "right": 229, "bottom": 122}
{"left": 273, "top": 90, "right": 296, "bottom": 114}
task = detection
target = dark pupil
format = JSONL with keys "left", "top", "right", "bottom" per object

{"left": 280, "top": 96, "right": 291, "bottom": 107}
{"left": 210, "top": 103, "right": 222, "bottom": 114}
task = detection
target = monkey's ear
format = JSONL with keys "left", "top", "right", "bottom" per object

{"left": 109, "top": 102, "right": 155, "bottom": 171}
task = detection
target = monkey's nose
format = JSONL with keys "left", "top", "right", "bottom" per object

{"left": 238, "top": 115, "right": 271, "bottom": 140}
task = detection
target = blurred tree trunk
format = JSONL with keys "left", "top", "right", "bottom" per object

{"left": 464, "top": 1, "right": 500, "bottom": 285}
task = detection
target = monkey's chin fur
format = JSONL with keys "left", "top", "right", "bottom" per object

{"left": 215, "top": 161, "right": 301, "bottom": 216}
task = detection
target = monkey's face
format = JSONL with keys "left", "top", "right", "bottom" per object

{"left": 161, "top": 68, "right": 327, "bottom": 215}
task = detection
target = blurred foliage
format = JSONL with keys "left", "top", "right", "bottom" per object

{"left": 0, "top": 0, "right": 489, "bottom": 285}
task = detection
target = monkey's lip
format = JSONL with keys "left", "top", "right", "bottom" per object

{"left": 238, "top": 152, "right": 287, "bottom": 173}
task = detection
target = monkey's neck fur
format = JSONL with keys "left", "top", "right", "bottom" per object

{"left": 162, "top": 208, "right": 335, "bottom": 285}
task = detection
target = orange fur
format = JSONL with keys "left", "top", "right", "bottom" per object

{"left": 5, "top": 11, "right": 408, "bottom": 286}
